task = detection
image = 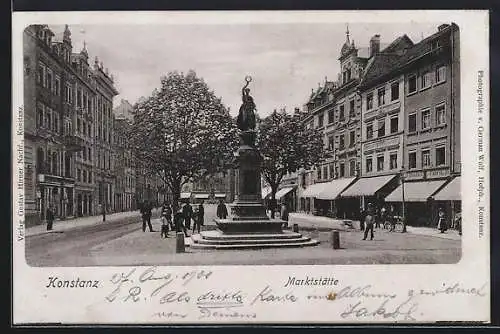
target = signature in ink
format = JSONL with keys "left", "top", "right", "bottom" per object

{"left": 340, "top": 296, "right": 419, "bottom": 321}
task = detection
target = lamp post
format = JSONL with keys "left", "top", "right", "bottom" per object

{"left": 401, "top": 165, "right": 407, "bottom": 233}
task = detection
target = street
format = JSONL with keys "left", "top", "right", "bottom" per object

{"left": 26, "top": 204, "right": 461, "bottom": 267}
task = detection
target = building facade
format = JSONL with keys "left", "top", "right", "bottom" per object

{"left": 23, "top": 24, "right": 118, "bottom": 226}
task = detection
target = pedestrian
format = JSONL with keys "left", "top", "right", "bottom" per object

{"left": 389, "top": 205, "right": 397, "bottom": 232}
{"left": 379, "top": 205, "right": 387, "bottom": 229}
{"left": 362, "top": 203, "right": 375, "bottom": 241}
{"left": 162, "top": 201, "right": 174, "bottom": 230}
{"left": 175, "top": 204, "right": 188, "bottom": 237}
{"left": 160, "top": 209, "right": 170, "bottom": 238}
{"left": 217, "top": 199, "right": 228, "bottom": 219}
{"left": 46, "top": 204, "right": 55, "bottom": 231}
{"left": 437, "top": 207, "right": 447, "bottom": 233}
{"left": 280, "top": 203, "right": 289, "bottom": 228}
{"left": 192, "top": 200, "right": 204, "bottom": 234}
{"left": 182, "top": 200, "right": 194, "bottom": 229}
{"left": 359, "top": 206, "right": 366, "bottom": 231}
{"left": 141, "top": 200, "right": 154, "bottom": 232}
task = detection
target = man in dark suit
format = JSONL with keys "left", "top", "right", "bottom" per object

{"left": 182, "top": 200, "right": 194, "bottom": 229}
{"left": 193, "top": 200, "right": 205, "bottom": 234}
{"left": 217, "top": 199, "right": 228, "bottom": 219}
{"left": 141, "top": 201, "right": 154, "bottom": 232}
{"left": 46, "top": 204, "right": 55, "bottom": 231}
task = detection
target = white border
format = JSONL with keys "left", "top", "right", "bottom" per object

{"left": 12, "top": 10, "right": 490, "bottom": 324}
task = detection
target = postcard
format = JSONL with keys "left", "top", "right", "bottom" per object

{"left": 12, "top": 10, "right": 490, "bottom": 324}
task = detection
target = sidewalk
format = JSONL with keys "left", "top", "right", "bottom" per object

{"left": 289, "top": 213, "right": 461, "bottom": 241}
{"left": 26, "top": 209, "right": 160, "bottom": 238}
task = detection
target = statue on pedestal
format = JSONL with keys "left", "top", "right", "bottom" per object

{"left": 237, "top": 76, "right": 257, "bottom": 131}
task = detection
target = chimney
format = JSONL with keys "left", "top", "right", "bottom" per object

{"left": 438, "top": 24, "right": 450, "bottom": 32}
{"left": 370, "top": 34, "right": 381, "bottom": 57}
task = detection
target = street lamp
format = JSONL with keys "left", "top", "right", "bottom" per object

{"left": 400, "top": 165, "right": 407, "bottom": 233}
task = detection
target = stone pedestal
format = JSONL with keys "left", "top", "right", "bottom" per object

{"left": 215, "top": 130, "right": 283, "bottom": 234}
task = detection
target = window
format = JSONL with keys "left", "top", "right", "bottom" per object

{"left": 378, "top": 88, "right": 386, "bottom": 106}
{"left": 390, "top": 153, "right": 398, "bottom": 170}
{"left": 377, "top": 156, "right": 384, "bottom": 171}
{"left": 89, "top": 172, "right": 92, "bottom": 183}
{"left": 88, "top": 147, "right": 91, "bottom": 162}
{"left": 83, "top": 170, "right": 87, "bottom": 183}
{"left": 77, "top": 119, "right": 81, "bottom": 133}
{"left": 77, "top": 89, "right": 82, "bottom": 108}
{"left": 82, "top": 121, "right": 86, "bottom": 136}
{"left": 421, "top": 72, "right": 432, "bottom": 89}
{"left": 422, "top": 149, "right": 431, "bottom": 167}
{"left": 317, "top": 167, "right": 322, "bottom": 180}
{"left": 339, "top": 163, "right": 345, "bottom": 177}
{"left": 46, "top": 69, "right": 52, "bottom": 91}
{"left": 329, "top": 164, "right": 335, "bottom": 179}
{"left": 436, "top": 104, "right": 446, "bottom": 126}
{"left": 349, "top": 160, "right": 356, "bottom": 176}
{"left": 390, "top": 116, "right": 398, "bottom": 133}
{"left": 83, "top": 147, "right": 87, "bottom": 160}
{"left": 54, "top": 117, "right": 59, "bottom": 134}
{"left": 366, "top": 123, "right": 373, "bottom": 139}
{"left": 367, "top": 93, "right": 374, "bottom": 110}
{"left": 408, "top": 74, "right": 417, "bottom": 94}
{"left": 349, "top": 130, "right": 355, "bottom": 147}
{"left": 36, "top": 103, "right": 44, "bottom": 128}
{"left": 328, "top": 135, "right": 334, "bottom": 151}
{"left": 421, "top": 109, "right": 431, "bottom": 130}
{"left": 339, "top": 134, "right": 345, "bottom": 150}
{"left": 37, "top": 62, "right": 45, "bottom": 85}
{"left": 349, "top": 99, "right": 355, "bottom": 117}
{"left": 318, "top": 113, "right": 324, "bottom": 127}
{"left": 45, "top": 110, "right": 51, "bottom": 129}
{"left": 323, "top": 166, "right": 328, "bottom": 179}
{"left": 408, "top": 152, "right": 417, "bottom": 169}
{"left": 339, "top": 105, "right": 345, "bottom": 120}
{"left": 77, "top": 168, "right": 81, "bottom": 182}
{"left": 391, "top": 82, "right": 399, "bottom": 101}
{"left": 328, "top": 109, "right": 334, "bottom": 124}
{"left": 436, "top": 66, "right": 446, "bottom": 83}
{"left": 54, "top": 76, "right": 60, "bottom": 96}
{"left": 408, "top": 113, "right": 417, "bottom": 133}
{"left": 436, "top": 147, "right": 446, "bottom": 166}
{"left": 366, "top": 157, "right": 373, "bottom": 173}
{"left": 378, "top": 119, "right": 385, "bottom": 137}
{"left": 88, "top": 124, "right": 91, "bottom": 137}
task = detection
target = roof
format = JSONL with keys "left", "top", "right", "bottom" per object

{"left": 360, "top": 24, "right": 457, "bottom": 88}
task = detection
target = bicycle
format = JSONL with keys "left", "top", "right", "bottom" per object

{"left": 383, "top": 216, "right": 404, "bottom": 232}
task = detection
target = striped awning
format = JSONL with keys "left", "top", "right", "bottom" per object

{"left": 302, "top": 182, "right": 329, "bottom": 198}
{"left": 316, "top": 177, "right": 356, "bottom": 200}
{"left": 340, "top": 175, "right": 396, "bottom": 197}
{"left": 385, "top": 180, "right": 447, "bottom": 202}
{"left": 432, "top": 177, "right": 461, "bottom": 201}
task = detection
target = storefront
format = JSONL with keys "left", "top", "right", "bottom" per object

{"left": 275, "top": 186, "right": 297, "bottom": 212}
{"left": 431, "top": 176, "right": 461, "bottom": 229}
{"left": 385, "top": 179, "right": 448, "bottom": 227}
{"left": 339, "top": 175, "right": 398, "bottom": 219}
{"left": 315, "top": 177, "right": 356, "bottom": 218}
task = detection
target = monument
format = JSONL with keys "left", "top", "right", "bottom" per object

{"left": 189, "top": 77, "right": 319, "bottom": 249}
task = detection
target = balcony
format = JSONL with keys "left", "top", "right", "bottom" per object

{"left": 64, "top": 134, "right": 85, "bottom": 152}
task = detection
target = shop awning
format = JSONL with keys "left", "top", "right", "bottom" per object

{"left": 194, "top": 193, "right": 210, "bottom": 199}
{"left": 275, "top": 187, "right": 295, "bottom": 199}
{"left": 302, "top": 182, "right": 329, "bottom": 198}
{"left": 214, "top": 193, "right": 226, "bottom": 198}
{"left": 317, "top": 177, "right": 356, "bottom": 200}
{"left": 261, "top": 186, "right": 272, "bottom": 199}
{"left": 432, "top": 177, "right": 461, "bottom": 201}
{"left": 340, "top": 175, "right": 396, "bottom": 197}
{"left": 180, "top": 192, "right": 191, "bottom": 199}
{"left": 385, "top": 180, "right": 447, "bottom": 202}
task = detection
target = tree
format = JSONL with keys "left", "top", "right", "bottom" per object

{"left": 129, "top": 70, "right": 238, "bottom": 211}
{"left": 259, "top": 108, "right": 324, "bottom": 217}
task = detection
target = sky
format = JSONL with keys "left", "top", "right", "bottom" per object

{"left": 51, "top": 22, "right": 441, "bottom": 117}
